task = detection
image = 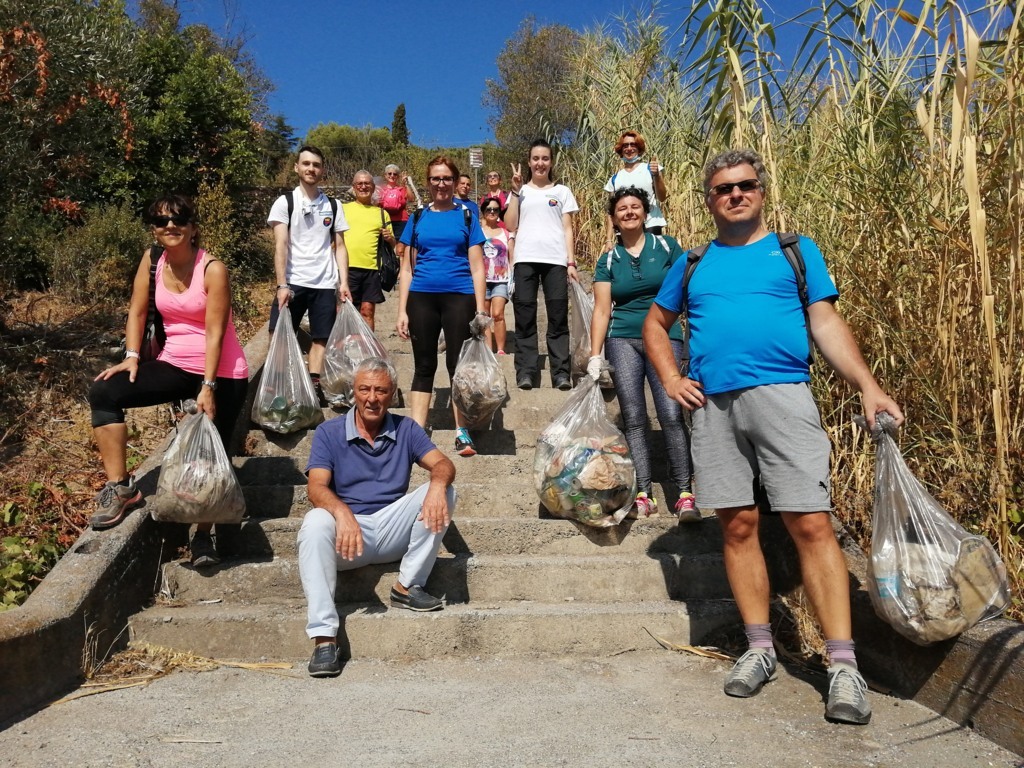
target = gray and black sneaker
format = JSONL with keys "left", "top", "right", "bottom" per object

{"left": 308, "top": 642, "right": 341, "bottom": 678}
{"left": 724, "top": 648, "right": 778, "bottom": 697}
{"left": 190, "top": 531, "right": 220, "bottom": 568}
{"left": 390, "top": 585, "right": 443, "bottom": 612}
{"left": 90, "top": 478, "right": 143, "bottom": 530}
{"left": 825, "top": 663, "right": 872, "bottom": 724}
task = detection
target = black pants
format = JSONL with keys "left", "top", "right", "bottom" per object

{"left": 90, "top": 360, "right": 248, "bottom": 447}
{"left": 512, "top": 262, "right": 569, "bottom": 383}
{"left": 406, "top": 291, "right": 476, "bottom": 393}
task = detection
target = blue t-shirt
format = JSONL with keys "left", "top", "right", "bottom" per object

{"left": 654, "top": 233, "right": 838, "bottom": 395}
{"left": 456, "top": 197, "right": 480, "bottom": 218}
{"left": 593, "top": 234, "right": 684, "bottom": 341}
{"left": 305, "top": 410, "right": 437, "bottom": 515}
{"left": 399, "top": 206, "right": 485, "bottom": 294}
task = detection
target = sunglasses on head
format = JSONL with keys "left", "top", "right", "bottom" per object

{"left": 708, "top": 179, "right": 762, "bottom": 196}
{"left": 152, "top": 214, "right": 190, "bottom": 227}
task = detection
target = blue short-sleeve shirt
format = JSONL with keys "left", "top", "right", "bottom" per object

{"left": 305, "top": 410, "right": 437, "bottom": 515}
{"left": 399, "top": 207, "right": 486, "bottom": 294}
{"left": 654, "top": 233, "right": 838, "bottom": 395}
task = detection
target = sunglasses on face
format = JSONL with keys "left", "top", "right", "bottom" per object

{"left": 484, "top": 207, "right": 501, "bottom": 213}
{"left": 620, "top": 142, "right": 638, "bottom": 149}
{"left": 152, "top": 214, "right": 190, "bottom": 227}
{"left": 385, "top": 172, "right": 398, "bottom": 176}
{"left": 708, "top": 179, "right": 762, "bottom": 197}
{"left": 429, "top": 176, "right": 454, "bottom": 184}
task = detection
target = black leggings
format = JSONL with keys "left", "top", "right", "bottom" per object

{"left": 406, "top": 291, "right": 475, "bottom": 393}
{"left": 89, "top": 360, "right": 249, "bottom": 446}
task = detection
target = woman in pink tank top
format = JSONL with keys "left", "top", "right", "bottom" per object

{"left": 89, "top": 194, "right": 249, "bottom": 568}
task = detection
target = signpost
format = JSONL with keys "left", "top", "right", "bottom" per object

{"left": 469, "top": 147, "right": 483, "bottom": 198}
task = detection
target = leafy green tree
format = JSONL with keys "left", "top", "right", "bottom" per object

{"left": 483, "top": 18, "right": 581, "bottom": 151}
{"left": 304, "top": 122, "right": 394, "bottom": 182}
{"left": 391, "top": 103, "right": 410, "bottom": 147}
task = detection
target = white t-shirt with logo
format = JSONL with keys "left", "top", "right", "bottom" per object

{"left": 603, "top": 163, "right": 667, "bottom": 229}
{"left": 267, "top": 187, "right": 350, "bottom": 289}
{"left": 513, "top": 183, "right": 579, "bottom": 266}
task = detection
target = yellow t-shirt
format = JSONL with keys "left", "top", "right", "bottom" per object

{"left": 341, "top": 201, "right": 393, "bottom": 270}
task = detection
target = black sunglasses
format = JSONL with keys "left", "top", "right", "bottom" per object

{"left": 483, "top": 206, "right": 501, "bottom": 213}
{"left": 708, "top": 179, "right": 762, "bottom": 196}
{"left": 151, "top": 214, "right": 191, "bottom": 227}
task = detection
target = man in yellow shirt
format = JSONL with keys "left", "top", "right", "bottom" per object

{"left": 342, "top": 170, "right": 396, "bottom": 330}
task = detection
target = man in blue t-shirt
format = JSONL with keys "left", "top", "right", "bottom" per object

{"left": 643, "top": 148, "right": 903, "bottom": 726}
{"left": 297, "top": 357, "right": 457, "bottom": 678}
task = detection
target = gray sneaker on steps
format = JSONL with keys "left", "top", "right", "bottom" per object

{"left": 825, "top": 663, "right": 872, "bottom": 724}
{"left": 724, "top": 648, "right": 777, "bottom": 697}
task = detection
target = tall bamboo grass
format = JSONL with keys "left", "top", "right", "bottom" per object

{"left": 561, "top": 0, "right": 1023, "bottom": 616}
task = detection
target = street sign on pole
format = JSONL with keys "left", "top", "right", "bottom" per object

{"left": 468, "top": 147, "right": 484, "bottom": 168}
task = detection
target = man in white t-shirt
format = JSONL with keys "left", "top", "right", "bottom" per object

{"left": 267, "top": 145, "right": 351, "bottom": 393}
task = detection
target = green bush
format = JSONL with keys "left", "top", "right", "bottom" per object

{"left": 47, "top": 203, "right": 150, "bottom": 304}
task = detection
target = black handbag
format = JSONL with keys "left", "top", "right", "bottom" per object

{"left": 376, "top": 209, "right": 400, "bottom": 292}
{"left": 141, "top": 244, "right": 166, "bottom": 361}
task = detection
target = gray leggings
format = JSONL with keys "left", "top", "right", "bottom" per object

{"left": 604, "top": 337, "right": 692, "bottom": 496}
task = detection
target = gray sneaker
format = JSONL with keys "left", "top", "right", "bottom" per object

{"left": 825, "top": 663, "right": 872, "bottom": 724}
{"left": 307, "top": 642, "right": 341, "bottom": 678}
{"left": 724, "top": 648, "right": 778, "bottom": 697}
{"left": 90, "top": 478, "right": 143, "bottom": 530}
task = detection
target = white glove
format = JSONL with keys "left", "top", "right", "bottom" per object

{"left": 586, "top": 356, "right": 604, "bottom": 381}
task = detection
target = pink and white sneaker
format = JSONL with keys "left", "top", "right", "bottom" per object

{"left": 675, "top": 491, "right": 701, "bottom": 523}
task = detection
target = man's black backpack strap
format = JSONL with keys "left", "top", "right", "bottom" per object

{"left": 678, "top": 233, "right": 813, "bottom": 377}
{"left": 776, "top": 232, "right": 814, "bottom": 365}
{"left": 678, "top": 242, "right": 710, "bottom": 376}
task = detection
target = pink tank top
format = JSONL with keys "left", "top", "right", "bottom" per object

{"left": 155, "top": 249, "right": 249, "bottom": 379}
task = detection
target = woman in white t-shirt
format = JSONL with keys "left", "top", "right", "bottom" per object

{"left": 603, "top": 129, "right": 668, "bottom": 250}
{"left": 504, "top": 139, "right": 579, "bottom": 391}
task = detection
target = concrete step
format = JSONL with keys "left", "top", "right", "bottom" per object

{"left": 129, "top": 598, "right": 740, "bottom": 662}
{"left": 159, "top": 551, "right": 729, "bottom": 605}
{"left": 228, "top": 515, "right": 719, "bottom": 557}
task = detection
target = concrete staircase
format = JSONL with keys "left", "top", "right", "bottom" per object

{"left": 129, "top": 298, "right": 739, "bottom": 661}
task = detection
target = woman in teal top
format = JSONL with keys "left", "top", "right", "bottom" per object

{"left": 588, "top": 187, "right": 697, "bottom": 522}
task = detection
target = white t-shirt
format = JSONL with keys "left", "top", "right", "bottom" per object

{"left": 603, "top": 163, "right": 667, "bottom": 229}
{"left": 267, "top": 187, "right": 350, "bottom": 289}
{"left": 513, "top": 183, "right": 579, "bottom": 266}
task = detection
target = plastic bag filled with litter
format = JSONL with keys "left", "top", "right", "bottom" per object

{"left": 321, "top": 300, "right": 389, "bottom": 408}
{"left": 568, "top": 278, "right": 612, "bottom": 387}
{"left": 452, "top": 335, "right": 507, "bottom": 429}
{"left": 533, "top": 377, "right": 635, "bottom": 528}
{"left": 859, "top": 412, "right": 1010, "bottom": 645}
{"left": 154, "top": 401, "right": 245, "bottom": 524}
{"left": 251, "top": 309, "right": 324, "bottom": 433}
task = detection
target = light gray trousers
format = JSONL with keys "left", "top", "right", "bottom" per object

{"left": 297, "top": 482, "right": 457, "bottom": 639}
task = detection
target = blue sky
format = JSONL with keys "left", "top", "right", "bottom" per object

{"left": 164, "top": 1, "right": 998, "bottom": 148}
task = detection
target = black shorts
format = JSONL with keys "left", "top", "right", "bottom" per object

{"left": 348, "top": 267, "right": 385, "bottom": 304}
{"left": 269, "top": 285, "right": 337, "bottom": 340}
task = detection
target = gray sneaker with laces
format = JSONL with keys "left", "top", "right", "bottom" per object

{"left": 724, "top": 648, "right": 778, "bottom": 697}
{"left": 825, "top": 663, "right": 872, "bottom": 724}
{"left": 90, "top": 478, "right": 143, "bottom": 530}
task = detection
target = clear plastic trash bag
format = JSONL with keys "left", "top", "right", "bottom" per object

{"left": 534, "top": 376, "right": 636, "bottom": 528}
{"left": 153, "top": 401, "right": 245, "bottom": 524}
{"left": 321, "top": 300, "right": 389, "bottom": 408}
{"left": 452, "top": 335, "right": 507, "bottom": 429}
{"left": 858, "top": 412, "right": 1011, "bottom": 644}
{"left": 251, "top": 309, "right": 324, "bottom": 433}
{"left": 568, "top": 279, "right": 612, "bottom": 387}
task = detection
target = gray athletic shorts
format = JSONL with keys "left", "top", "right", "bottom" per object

{"left": 692, "top": 382, "right": 832, "bottom": 513}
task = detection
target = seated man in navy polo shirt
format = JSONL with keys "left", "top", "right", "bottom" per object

{"left": 297, "top": 356, "right": 457, "bottom": 678}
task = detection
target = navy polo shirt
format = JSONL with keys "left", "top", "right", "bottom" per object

{"left": 305, "top": 410, "right": 437, "bottom": 515}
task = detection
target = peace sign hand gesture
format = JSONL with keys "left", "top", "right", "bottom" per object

{"left": 510, "top": 162, "right": 523, "bottom": 194}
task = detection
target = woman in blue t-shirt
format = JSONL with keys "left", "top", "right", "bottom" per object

{"left": 398, "top": 155, "right": 487, "bottom": 456}
{"left": 588, "top": 187, "right": 697, "bottom": 522}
